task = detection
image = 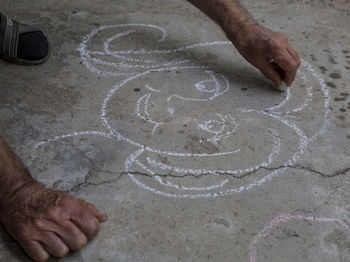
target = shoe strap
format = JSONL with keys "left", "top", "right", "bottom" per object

{"left": 0, "top": 13, "right": 19, "bottom": 58}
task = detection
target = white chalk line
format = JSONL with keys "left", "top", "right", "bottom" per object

{"left": 145, "top": 83, "right": 161, "bottom": 93}
{"left": 128, "top": 167, "right": 288, "bottom": 199}
{"left": 166, "top": 71, "right": 229, "bottom": 115}
{"left": 249, "top": 214, "right": 350, "bottom": 262}
{"left": 265, "top": 88, "right": 291, "bottom": 113}
{"left": 135, "top": 159, "right": 230, "bottom": 191}
{"left": 34, "top": 24, "right": 330, "bottom": 199}
{"left": 154, "top": 175, "right": 230, "bottom": 191}
{"left": 90, "top": 57, "right": 190, "bottom": 69}
{"left": 94, "top": 55, "right": 309, "bottom": 197}
{"left": 103, "top": 29, "right": 190, "bottom": 67}
{"left": 198, "top": 114, "right": 238, "bottom": 144}
{"left": 100, "top": 65, "right": 245, "bottom": 158}
{"left": 78, "top": 23, "right": 231, "bottom": 77}
{"left": 289, "top": 85, "right": 313, "bottom": 113}
{"left": 34, "top": 131, "right": 118, "bottom": 149}
{"left": 104, "top": 29, "right": 157, "bottom": 64}
{"left": 97, "top": 56, "right": 325, "bottom": 198}
{"left": 196, "top": 70, "right": 223, "bottom": 96}
{"left": 265, "top": 71, "right": 312, "bottom": 115}
{"left": 87, "top": 50, "right": 156, "bottom": 64}
{"left": 302, "top": 60, "right": 330, "bottom": 143}
{"left": 77, "top": 24, "right": 167, "bottom": 77}
{"left": 125, "top": 147, "right": 145, "bottom": 172}
{"left": 239, "top": 108, "right": 309, "bottom": 165}
{"left": 110, "top": 41, "right": 232, "bottom": 55}
{"left": 135, "top": 93, "right": 163, "bottom": 134}
{"left": 145, "top": 128, "right": 279, "bottom": 176}
{"left": 129, "top": 104, "right": 309, "bottom": 198}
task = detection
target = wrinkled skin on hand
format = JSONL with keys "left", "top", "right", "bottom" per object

{"left": 231, "top": 24, "right": 301, "bottom": 88}
{"left": 0, "top": 182, "right": 107, "bottom": 262}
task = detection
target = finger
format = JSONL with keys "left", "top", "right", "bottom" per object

{"left": 20, "top": 240, "right": 50, "bottom": 262}
{"left": 259, "top": 62, "right": 282, "bottom": 88}
{"left": 86, "top": 202, "right": 108, "bottom": 222}
{"left": 274, "top": 53, "right": 298, "bottom": 86}
{"left": 287, "top": 46, "right": 301, "bottom": 65}
{"left": 70, "top": 207, "right": 101, "bottom": 240}
{"left": 54, "top": 220, "right": 88, "bottom": 250}
{"left": 40, "top": 232, "right": 69, "bottom": 258}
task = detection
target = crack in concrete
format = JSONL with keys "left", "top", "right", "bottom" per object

{"left": 62, "top": 141, "right": 350, "bottom": 191}
{"left": 62, "top": 134, "right": 350, "bottom": 190}
{"left": 66, "top": 164, "right": 350, "bottom": 192}
{"left": 288, "top": 165, "right": 350, "bottom": 178}
{"left": 67, "top": 173, "right": 123, "bottom": 193}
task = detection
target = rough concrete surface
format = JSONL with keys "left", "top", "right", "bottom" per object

{"left": 0, "top": 0, "right": 350, "bottom": 261}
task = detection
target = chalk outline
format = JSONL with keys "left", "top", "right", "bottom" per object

{"left": 135, "top": 93, "right": 164, "bottom": 134}
{"left": 36, "top": 23, "right": 329, "bottom": 198}
{"left": 77, "top": 23, "right": 230, "bottom": 77}
{"left": 249, "top": 214, "right": 350, "bottom": 262}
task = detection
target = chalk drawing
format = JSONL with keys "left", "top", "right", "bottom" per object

{"left": 35, "top": 23, "right": 329, "bottom": 199}
{"left": 135, "top": 93, "right": 164, "bottom": 134}
{"left": 249, "top": 214, "right": 350, "bottom": 262}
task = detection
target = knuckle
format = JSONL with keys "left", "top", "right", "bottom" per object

{"left": 268, "top": 39, "right": 281, "bottom": 49}
{"left": 32, "top": 218, "right": 45, "bottom": 230}
{"left": 290, "top": 60, "right": 299, "bottom": 70}
{"left": 60, "top": 195, "right": 75, "bottom": 206}
{"left": 47, "top": 208, "right": 58, "bottom": 219}
{"left": 269, "top": 35, "right": 288, "bottom": 50}
{"left": 278, "top": 34, "right": 288, "bottom": 42}
{"left": 60, "top": 220, "right": 72, "bottom": 229}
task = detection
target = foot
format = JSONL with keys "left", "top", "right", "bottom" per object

{"left": 0, "top": 14, "right": 50, "bottom": 64}
{"left": 17, "top": 31, "right": 50, "bottom": 61}
{"left": 0, "top": 182, "right": 107, "bottom": 262}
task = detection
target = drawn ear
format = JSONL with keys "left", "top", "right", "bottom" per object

{"left": 78, "top": 23, "right": 189, "bottom": 77}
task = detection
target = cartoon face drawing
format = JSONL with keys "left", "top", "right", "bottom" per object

{"left": 36, "top": 23, "right": 329, "bottom": 198}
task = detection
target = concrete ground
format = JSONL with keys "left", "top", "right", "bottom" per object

{"left": 1, "top": 0, "right": 350, "bottom": 261}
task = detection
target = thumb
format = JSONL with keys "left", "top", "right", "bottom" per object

{"left": 96, "top": 212, "right": 108, "bottom": 223}
{"left": 86, "top": 202, "right": 108, "bottom": 222}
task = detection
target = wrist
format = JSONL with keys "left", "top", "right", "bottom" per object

{"left": 0, "top": 176, "right": 40, "bottom": 216}
{"left": 226, "top": 22, "right": 260, "bottom": 47}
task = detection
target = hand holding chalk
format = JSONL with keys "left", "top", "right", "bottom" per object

{"left": 228, "top": 24, "right": 301, "bottom": 90}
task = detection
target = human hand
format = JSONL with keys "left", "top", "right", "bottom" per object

{"left": 0, "top": 182, "right": 107, "bottom": 261}
{"left": 229, "top": 24, "right": 301, "bottom": 88}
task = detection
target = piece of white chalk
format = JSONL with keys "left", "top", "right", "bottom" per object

{"left": 276, "top": 81, "right": 288, "bottom": 92}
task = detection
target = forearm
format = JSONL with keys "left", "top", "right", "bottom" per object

{"left": 186, "top": 0, "right": 257, "bottom": 43}
{"left": 0, "top": 138, "right": 35, "bottom": 211}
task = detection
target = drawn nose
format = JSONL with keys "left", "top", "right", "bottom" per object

{"left": 198, "top": 114, "right": 238, "bottom": 144}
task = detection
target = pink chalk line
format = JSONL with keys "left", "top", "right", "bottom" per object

{"left": 249, "top": 214, "right": 350, "bottom": 262}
